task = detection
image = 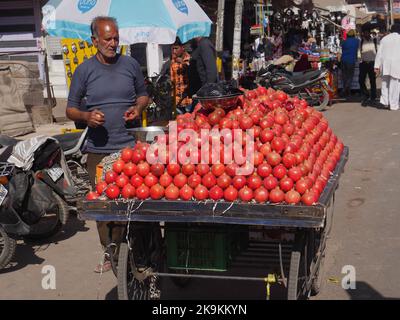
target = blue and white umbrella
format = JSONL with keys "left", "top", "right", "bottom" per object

{"left": 42, "top": 0, "right": 212, "bottom": 44}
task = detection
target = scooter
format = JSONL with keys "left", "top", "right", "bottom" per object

{"left": 0, "top": 137, "right": 76, "bottom": 270}
{"left": 0, "top": 128, "right": 91, "bottom": 213}
{"left": 52, "top": 128, "right": 91, "bottom": 211}
{"left": 256, "top": 64, "right": 332, "bottom": 111}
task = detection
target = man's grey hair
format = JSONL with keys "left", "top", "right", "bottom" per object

{"left": 90, "top": 16, "right": 118, "bottom": 38}
{"left": 390, "top": 23, "right": 400, "bottom": 34}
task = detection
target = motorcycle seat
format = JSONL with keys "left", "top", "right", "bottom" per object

{"left": 285, "top": 70, "right": 323, "bottom": 85}
{"left": 52, "top": 131, "right": 83, "bottom": 152}
{"left": 0, "top": 135, "right": 19, "bottom": 147}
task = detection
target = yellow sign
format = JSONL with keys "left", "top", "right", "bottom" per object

{"left": 61, "top": 39, "right": 97, "bottom": 88}
{"left": 60, "top": 38, "right": 127, "bottom": 88}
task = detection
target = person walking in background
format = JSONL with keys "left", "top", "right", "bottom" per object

{"left": 359, "top": 29, "right": 378, "bottom": 106}
{"left": 188, "top": 36, "right": 218, "bottom": 98}
{"left": 170, "top": 38, "right": 192, "bottom": 113}
{"left": 271, "top": 29, "right": 283, "bottom": 60}
{"left": 374, "top": 24, "right": 400, "bottom": 111}
{"left": 340, "top": 29, "right": 360, "bottom": 99}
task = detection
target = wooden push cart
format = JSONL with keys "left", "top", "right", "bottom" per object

{"left": 80, "top": 147, "right": 348, "bottom": 300}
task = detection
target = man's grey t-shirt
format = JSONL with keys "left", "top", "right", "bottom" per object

{"left": 67, "top": 55, "right": 147, "bottom": 153}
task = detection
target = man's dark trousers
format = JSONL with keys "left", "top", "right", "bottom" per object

{"left": 359, "top": 61, "right": 377, "bottom": 100}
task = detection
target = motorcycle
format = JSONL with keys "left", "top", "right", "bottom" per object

{"left": 256, "top": 64, "right": 332, "bottom": 111}
{"left": 51, "top": 128, "right": 91, "bottom": 212}
{"left": 0, "top": 136, "right": 76, "bottom": 270}
{"left": 144, "top": 59, "right": 174, "bottom": 123}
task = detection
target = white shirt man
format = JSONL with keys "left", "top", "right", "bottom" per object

{"left": 374, "top": 25, "right": 400, "bottom": 110}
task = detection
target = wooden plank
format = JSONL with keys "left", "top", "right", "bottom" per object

{"left": 0, "top": 48, "right": 39, "bottom": 54}
{"left": 0, "top": 16, "right": 35, "bottom": 26}
{"left": 0, "top": 40, "right": 38, "bottom": 48}
{"left": 0, "top": 1, "right": 34, "bottom": 10}
{"left": 0, "top": 33, "right": 36, "bottom": 41}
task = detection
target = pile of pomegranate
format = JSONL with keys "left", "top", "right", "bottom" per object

{"left": 86, "top": 86, "right": 344, "bottom": 206}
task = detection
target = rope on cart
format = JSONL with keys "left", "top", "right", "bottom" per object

{"left": 221, "top": 202, "right": 234, "bottom": 215}
{"left": 279, "top": 243, "right": 287, "bottom": 288}
{"left": 212, "top": 201, "right": 219, "bottom": 217}
{"left": 125, "top": 200, "right": 145, "bottom": 250}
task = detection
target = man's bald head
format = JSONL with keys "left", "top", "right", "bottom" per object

{"left": 90, "top": 16, "right": 119, "bottom": 63}
{"left": 91, "top": 16, "right": 118, "bottom": 39}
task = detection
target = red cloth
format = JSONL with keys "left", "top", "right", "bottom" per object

{"left": 293, "top": 54, "right": 312, "bottom": 72}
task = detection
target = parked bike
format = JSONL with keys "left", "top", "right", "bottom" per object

{"left": 0, "top": 136, "right": 76, "bottom": 270}
{"left": 256, "top": 64, "right": 332, "bottom": 111}
{"left": 144, "top": 59, "right": 174, "bottom": 123}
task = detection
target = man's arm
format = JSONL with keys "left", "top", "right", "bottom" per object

{"left": 123, "top": 95, "right": 149, "bottom": 122}
{"left": 374, "top": 41, "right": 383, "bottom": 76}
{"left": 66, "top": 65, "right": 105, "bottom": 128}
{"left": 66, "top": 107, "right": 105, "bottom": 128}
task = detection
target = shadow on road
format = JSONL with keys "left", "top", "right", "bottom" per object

{"left": 24, "top": 213, "right": 90, "bottom": 245}
{"left": 345, "top": 281, "right": 399, "bottom": 300}
{"left": 105, "top": 286, "right": 118, "bottom": 300}
{"left": 0, "top": 214, "right": 89, "bottom": 274}
{"left": 104, "top": 276, "right": 288, "bottom": 300}
{"left": 0, "top": 243, "right": 45, "bottom": 274}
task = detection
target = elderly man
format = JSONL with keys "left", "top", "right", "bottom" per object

{"left": 375, "top": 24, "right": 400, "bottom": 110}
{"left": 66, "top": 16, "right": 149, "bottom": 272}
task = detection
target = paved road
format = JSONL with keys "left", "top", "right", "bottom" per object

{"left": 1, "top": 101, "right": 400, "bottom": 300}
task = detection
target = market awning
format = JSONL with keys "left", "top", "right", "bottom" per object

{"left": 355, "top": 7, "right": 373, "bottom": 25}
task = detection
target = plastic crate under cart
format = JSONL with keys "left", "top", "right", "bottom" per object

{"left": 165, "top": 224, "right": 249, "bottom": 272}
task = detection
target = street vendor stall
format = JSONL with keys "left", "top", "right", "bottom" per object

{"left": 82, "top": 147, "right": 347, "bottom": 300}
{"left": 80, "top": 85, "right": 349, "bottom": 300}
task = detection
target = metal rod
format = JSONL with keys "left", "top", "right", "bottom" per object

{"left": 279, "top": 243, "right": 287, "bottom": 288}
{"left": 153, "top": 272, "right": 282, "bottom": 283}
{"left": 319, "top": 15, "right": 343, "bottom": 30}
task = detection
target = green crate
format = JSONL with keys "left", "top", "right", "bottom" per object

{"left": 165, "top": 224, "right": 248, "bottom": 272}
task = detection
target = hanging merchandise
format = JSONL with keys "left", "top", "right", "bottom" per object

{"left": 341, "top": 13, "right": 356, "bottom": 40}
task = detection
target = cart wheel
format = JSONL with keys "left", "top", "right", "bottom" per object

{"left": 311, "top": 252, "right": 325, "bottom": 296}
{"left": 0, "top": 226, "right": 16, "bottom": 270}
{"left": 313, "top": 88, "right": 330, "bottom": 111}
{"left": 117, "top": 236, "right": 163, "bottom": 300}
{"left": 106, "top": 243, "right": 119, "bottom": 278}
{"left": 118, "top": 243, "right": 158, "bottom": 300}
{"left": 287, "top": 251, "right": 301, "bottom": 300}
{"left": 169, "top": 268, "right": 192, "bottom": 288}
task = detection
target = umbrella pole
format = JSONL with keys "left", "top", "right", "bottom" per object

{"left": 172, "top": 82, "right": 177, "bottom": 119}
{"left": 142, "top": 110, "right": 147, "bottom": 127}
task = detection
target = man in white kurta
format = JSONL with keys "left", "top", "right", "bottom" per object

{"left": 374, "top": 24, "right": 400, "bottom": 110}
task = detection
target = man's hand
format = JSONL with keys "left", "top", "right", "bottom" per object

{"left": 86, "top": 109, "right": 105, "bottom": 128}
{"left": 374, "top": 68, "right": 380, "bottom": 77}
{"left": 124, "top": 106, "right": 141, "bottom": 122}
